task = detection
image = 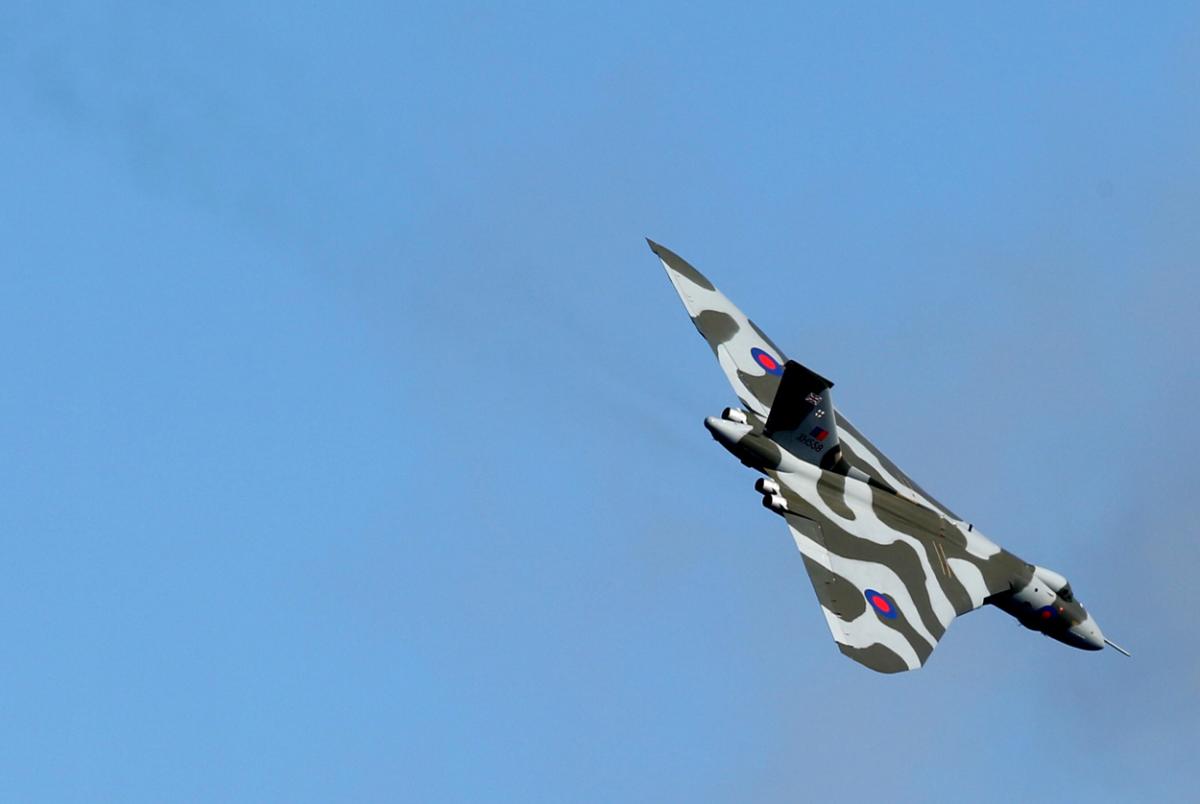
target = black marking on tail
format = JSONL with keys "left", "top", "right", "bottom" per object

{"left": 764, "top": 361, "right": 834, "bottom": 434}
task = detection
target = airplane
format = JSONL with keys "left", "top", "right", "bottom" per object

{"left": 648, "top": 239, "right": 1129, "bottom": 673}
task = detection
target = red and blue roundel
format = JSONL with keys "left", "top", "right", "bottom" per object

{"left": 751, "top": 347, "right": 784, "bottom": 375}
{"left": 864, "top": 589, "right": 899, "bottom": 620}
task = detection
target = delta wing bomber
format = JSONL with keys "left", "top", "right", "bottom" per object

{"left": 649, "top": 239, "right": 1129, "bottom": 673}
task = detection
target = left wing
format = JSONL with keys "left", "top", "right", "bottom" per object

{"left": 766, "top": 464, "right": 1019, "bottom": 673}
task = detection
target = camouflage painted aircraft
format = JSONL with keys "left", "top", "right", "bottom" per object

{"left": 649, "top": 239, "right": 1129, "bottom": 673}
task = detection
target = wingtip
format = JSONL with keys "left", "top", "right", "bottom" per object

{"left": 644, "top": 239, "right": 717, "bottom": 291}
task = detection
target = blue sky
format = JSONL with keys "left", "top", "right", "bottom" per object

{"left": 1, "top": 3, "right": 1197, "bottom": 801}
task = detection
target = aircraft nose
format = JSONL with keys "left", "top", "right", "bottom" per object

{"left": 1069, "top": 615, "right": 1105, "bottom": 651}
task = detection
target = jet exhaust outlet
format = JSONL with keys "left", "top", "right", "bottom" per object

{"left": 754, "top": 478, "right": 780, "bottom": 495}
{"left": 722, "top": 407, "right": 748, "bottom": 424}
{"left": 762, "top": 493, "right": 789, "bottom": 513}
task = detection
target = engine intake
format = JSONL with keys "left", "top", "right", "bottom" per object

{"left": 1033, "top": 566, "right": 1069, "bottom": 593}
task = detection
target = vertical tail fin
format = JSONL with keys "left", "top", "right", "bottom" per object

{"left": 764, "top": 361, "right": 852, "bottom": 473}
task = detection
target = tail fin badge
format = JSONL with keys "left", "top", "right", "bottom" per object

{"left": 750, "top": 347, "right": 784, "bottom": 375}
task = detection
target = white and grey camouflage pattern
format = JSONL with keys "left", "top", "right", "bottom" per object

{"left": 650, "top": 239, "right": 1120, "bottom": 673}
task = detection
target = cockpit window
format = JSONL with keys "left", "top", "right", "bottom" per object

{"left": 1058, "top": 584, "right": 1074, "bottom": 602}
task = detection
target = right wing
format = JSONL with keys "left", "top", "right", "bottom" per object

{"left": 767, "top": 464, "right": 1018, "bottom": 673}
{"left": 650, "top": 238, "right": 958, "bottom": 517}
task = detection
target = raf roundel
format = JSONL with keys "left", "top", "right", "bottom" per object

{"left": 750, "top": 347, "right": 784, "bottom": 375}
{"left": 864, "top": 589, "right": 899, "bottom": 620}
